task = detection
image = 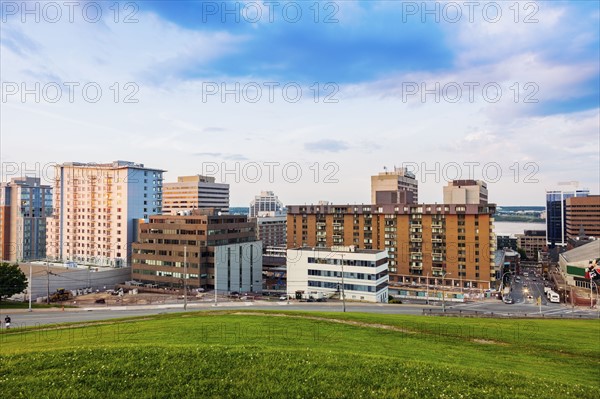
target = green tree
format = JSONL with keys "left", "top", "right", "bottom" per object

{"left": 0, "top": 263, "right": 27, "bottom": 300}
{"left": 517, "top": 248, "right": 528, "bottom": 261}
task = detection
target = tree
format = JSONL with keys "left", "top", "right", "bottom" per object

{"left": 517, "top": 248, "right": 528, "bottom": 261}
{"left": 0, "top": 263, "right": 28, "bottom": 301}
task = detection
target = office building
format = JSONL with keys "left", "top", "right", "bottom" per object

{"left": 443, "top": 180, "right": 488, "bottom": 204}
{"left": 546, "top": 184, "right": 589, "bottom": 246}
{"left": 371, "top": 167, "right": 418, "bottom": 204}
{"left": 131, "top": 209, "right": 262, "bottom": 292}
{"left": 565, "top": 195, "right": 600, "bottom": 239}
{"left": 515, "top": 230, "right": 546, "bottom": 261}
{"left": 255, "top": 211, "right": 287, "bottom": 248}
{"left": 0, "top": 177, "right": 52, "bottom": 262}
{"left": 287, "top": 202, "right": 496, "bottom": 289}
{"left": 287, "top": 245, "right": 389, "bottom": 303}
{"left": 249, "top": 191, "right": 283, "bottom": 218}
{"left": 46, "top": 161, "right": 164, "bottom": 267}
{"left": 496, "top": 235, "right": 517, "bottom": 251}
{"left": 162, "top": 175, "right": 229, "bottom": 215}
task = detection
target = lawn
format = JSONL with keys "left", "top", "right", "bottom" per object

{"left": 0, "top": 310, "right": 598, "bottom": 398}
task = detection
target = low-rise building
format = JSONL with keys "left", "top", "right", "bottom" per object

{"left": 286, "top": 245, "right": 389, "bottom": 303}
{"left": 131, "top": 209, "right": 262, "bottom": 293}
{"left": 516, "top": 230, "right": 546, "bottom": 261}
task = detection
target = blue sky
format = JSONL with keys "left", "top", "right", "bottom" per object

{"left": 1, "top": 1, "right": 599, "bottom": 205}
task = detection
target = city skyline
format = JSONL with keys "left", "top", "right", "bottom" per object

{"left": 2, "top": 1, "right": 599, "bottom": 206}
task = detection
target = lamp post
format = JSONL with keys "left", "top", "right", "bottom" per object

{"left": 498, "top": 271, "right": 512, "bottom": 295}
{"left": 590, "top": 280, "right": 598, "bottom": 311}
{"left": 183, "top": 245, "right": 187, "bottom": 311}
{"left": 425, "top": 272, "right": 429, "bottom": 305}
{"left": 340, "top": 254, "right": 346, "bottom": 313}
{"left": 442, "top": 272, "right": 451, "bottom": 312}
{"left": 28, "top": 261, "right": 33, "bottom": 312}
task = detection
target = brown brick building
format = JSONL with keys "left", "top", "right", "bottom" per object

{"left": 132, "top": 209, "right": 262, "bottom": 292}
{"left": 287, "top": 203, "right": 496, "bottom": 289}
{"left": 566, "top": 195, "right": 600, "bottom": 239}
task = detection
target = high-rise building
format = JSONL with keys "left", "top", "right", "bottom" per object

{"left": 286, "top": 245, "right": 389, "bottom": 303}
{"left": 515, "top": 230, "right": 546, "bottom": 261}
{"left": 131, "top": 208, "right": 262, "bottom": 292}
{"left": 546, "top": 183, "right": 589, "bottom": 246}
{"left": 287, "top": 202, "right": 496, "bottom": 289}
{"left": 565, "top": 195, "right": 600, "bottom": 239}
{"left": 371, "top": 167, "right": 418, "bottom": 204}
{"left": 0, "top": 177, "right": 52, "bottom": 262}
{"left": 443, "top": 180, "right": 488, "bottom": 204}
{"left": 162, "top": 175, "right": 229, "bottom": 215}
{"left": 46, "top": 161, "right": 164, "bottom": 267}
{"left": 255, "top": 211, "right": 287, "bottom": 248}
{"left": 249, "top": 191, "right": 283, "bottom": 218}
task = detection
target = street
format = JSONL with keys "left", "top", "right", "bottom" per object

{"left": 2, "top": 295, "right": 598, "bottom": 329}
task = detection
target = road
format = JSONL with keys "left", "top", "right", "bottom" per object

{"left": 2, "top": 296, "right": 598, "bottom": 329}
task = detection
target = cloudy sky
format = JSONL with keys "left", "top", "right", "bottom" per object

{"left": 1, "top": 1, "right": 598, "bottom": 206}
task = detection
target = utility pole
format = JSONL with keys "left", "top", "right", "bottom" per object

{"left": 426, "top": 272, "right": 429, "bottom": 305}
{"left": 183, "top": 245, "right": 187, "bottom": 311}
{"left": 340, "top": 253, "right": 346, "bottom": 313}
{"left": 214, "top": 265, "right": 218, "bottom": 307}
{"left": 46, "top": 263, "right": 50, "bottom": 304}
{"left": 28, "top": 262, "right": 33, "bottom": 312}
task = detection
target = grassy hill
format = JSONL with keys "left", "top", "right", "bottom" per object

{"left": 1, "top": 311, "right": 598, "bottom": 398}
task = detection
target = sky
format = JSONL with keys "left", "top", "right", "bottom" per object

{"left": 1, "top": 0, "right": 599, "bottom": 206}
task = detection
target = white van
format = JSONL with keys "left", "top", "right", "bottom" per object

{"left": 549, "top": 292, "right": 560, "bottom": 303}
{"left": 523, "top": 272, "right": 529, "bottom": 277}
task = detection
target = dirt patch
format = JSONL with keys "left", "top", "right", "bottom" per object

{"left": 472, "top": 338, "right": 506, "bottom": 345}
{"left": 229, "top": 311, "right": 415, "bottom": 334}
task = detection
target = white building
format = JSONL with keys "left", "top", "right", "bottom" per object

{"left": 162, "top": 175, "right": 229, "bottom": 215}
{"left": 286, "top": 246, "right": 389, "bottom": 303}
{"left": 46, "top": 161, "right": 164, "bottom": 267}
{"left": 249, "top": 191, "right": 283, "bottom": 218}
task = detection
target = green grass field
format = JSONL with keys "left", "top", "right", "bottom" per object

{"left": 1, "top": 310, "right": 598, "bottom": 398}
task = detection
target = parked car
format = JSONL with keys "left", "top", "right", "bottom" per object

{"left": 279, "top": 296, "right": 287, "bottom": 301}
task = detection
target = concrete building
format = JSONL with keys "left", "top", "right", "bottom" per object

{"left": 443, "top": 180, "right": 488, "bottom": 204}
{"left": 131, "top": 209, "right": 262, "bottom": 293}
{"left": 287, "top": 246, "right": 389, "bottom": 303}
{"left": 496, "top": 235, "right": 517, "bottom": 251}
{"left": 287, "top": 202, "right": 496, "bottom": 290}
{"left": 249, "top": 191, "right": 283, "bottom": 218}
{"left": 516, "top": 230, "right": 546, "bottom": 261}
{"left": 546, "top": 183, "right": 589, "bottom": 247}
{"left": 254, "top": 211, "right": 287, "bottom": 248}
{"left": 558, "top": 240, "right": 600, "bottom": 290}
{"left": 162, "top": 175, "right": 229, "bottom": 215}
{"left": 0, "top": 177, "right": 52, "bottom": 262}
{"left": 371, "top": 167, "right": 418, "bottom": 204}
{"left": 565, "top": 195, "right": 600, "bottom": 240}
{"left": 46, "top": 161, "right": 164, "bottom": 267}
{"left": 16, "top": 262, "right": 130, "bottom": 302}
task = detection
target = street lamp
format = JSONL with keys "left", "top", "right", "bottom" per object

{"left": 425, "top": 272, "right": 429, "bottom": 305}
{"left": 442, "top": 272, "right": 451, "bottom": 312}
{"left": 183, "top": 245, "right": 187, "bottom": 311}
{"left": 498, "top": 271, "right": 512, "bottom": 294}
{"left": 339, "top": 254, "right": 346, "bottom": 313}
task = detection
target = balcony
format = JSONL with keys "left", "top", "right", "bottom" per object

{"left": 431, "top": 223, "right": 443, "bottom": 228}
{"left": 432, "top": 238, "right": 443, "bottom": 243}
{"left": 410, "top": 236, "right": 422, "bottom": 242}
{"left": 410, "top": 263, "right": 423, "bottom": 270}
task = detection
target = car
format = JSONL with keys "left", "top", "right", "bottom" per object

{"left": 307, "top": 298, "right": 316, "bottom": 302}
{"left": 527, "top": 295, "right": 533, "bottom": 300}
{"left": 503, "top": 296, "right": 514, "bottom": 304}
{"left": 316, "top": 298, "right": 327, "bottom": 302}
{"left": 279, "top": 296, "right": 287, "bottom": 301}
